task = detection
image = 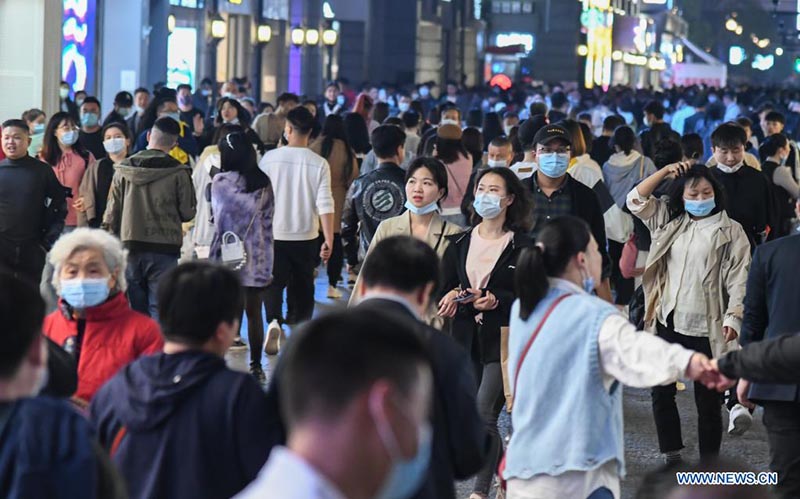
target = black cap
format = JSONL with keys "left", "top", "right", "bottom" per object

{"left": 533, "top": 124, "right": 572, "bottom": 147}
{"left": 518, "top": 114, "right": 548, "bottom": 147}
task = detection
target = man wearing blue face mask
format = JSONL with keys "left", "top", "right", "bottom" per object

{"left": 78, "top": 97, "right": 107, "bottom": 160}
{"left": 236, "top": 309, "right": 434, "bottom": 499}
{"left": 524, "top": 125, "right": 613, "bottom": 301}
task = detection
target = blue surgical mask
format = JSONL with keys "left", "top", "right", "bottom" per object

{"left": 581, "top": 270, "right": 596, "bottom": 294}
{"left": 336, "top": 94, "right": 346, "bottom": 106}
{"left": 33, "top": 123, "right": 45, "bottom": 134}
{"left": 118, "top": 107, "right": 132, "bottom": 117}
{"left": 60, "top": 278, "right": 110, "bottom": 309}
{"left": 404, "top": 199, "right": 439, "bottom": 215}
{"left": 28, "top": 133, "right": 44, "bottom": 157}
{"left": 81, "top": 112, "right": 99, "bottom": 128}
{"left": 59, "top": 130, "right": 79, "bottom": 146}
{"left": 398, "top": 102, "right": 410, "bottom": 113}
{"left": 373, "top": 410, "right": 432, "bottom": 499}
{"left": 419, "top": 86, "right": 430, "bottom": 97}
{"left": 537, "top": 152, "right": 570, "bottom": 178}
{"left": 163, "top": 112, "right": 181, "bottom": 124}
{"left": 684, "top": 196, "right": 716, "bottom": 217}
{"left": 473, "top": 193, "right": 504, "bottom": 220}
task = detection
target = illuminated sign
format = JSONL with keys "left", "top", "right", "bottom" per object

{"left": 752, "top": 54, "right": 774, "bottom": 71}
{"left": 490, "top": 74, "right": 513, "bottom": 91}
{"left": 729, "top": 46, "right": 745, "bottom": 65}
{"left": 580, "top": 6, "right": 613, "bottom": 90}
{"left": 495, "top": 33, "right": 535, "bottom": 53}
{"left": 61, "top": 0, "right": 96, "bottom": 93}
{"left": 623, "top": 53, "right": 647, "bottom": 65}
{"left": 167, "top": 28, "right": 198, "bottom": 89}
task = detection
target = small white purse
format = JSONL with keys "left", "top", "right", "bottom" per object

{"left": 219, "top": 188, "right": 266, "bottom": 271}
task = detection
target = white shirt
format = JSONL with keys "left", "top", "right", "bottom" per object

{"left": 258, "top": 146, "right": 335, "bottom": 241}
{"left": 658, "top": 212, "right": 724, "bottom": 336}
{"left": 511, "top": 278, "right": 695, "bottom": 498}
{"left": 568, "top": 155, "right": 603, "bottom": 189}
{"left": 510, "top": 161, "right": 537, "bottom": 180}
{"left": 234, "top": 447, "right": 346, "bottom": 499}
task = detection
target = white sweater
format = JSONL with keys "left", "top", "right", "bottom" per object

{"left": 258, "top": 146, "right": 334, "bottom": 241}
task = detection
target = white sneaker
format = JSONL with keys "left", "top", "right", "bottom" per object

{"left": 728, "top": 403, "right": 753, "bottom": 436}
{"left": 263, "top": 320, "right": 282, "bottom": 355}
{"left": 327, "top": 285, "right": 343, "bottom": 299}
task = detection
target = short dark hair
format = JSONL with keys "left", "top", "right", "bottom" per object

{"left": 735, "top": 116, "right": 752, "bottom": 129}
{"left": 529, "top": 102, "right": 548, "bottom": 118}
{"left": 21, "top": 109, "right": 45, "bottom": 123}
{"left": 643, "top": 100, "right": 665, "bottom": 119}
{"left": 550, "top": 91, "right": 567, "bottom": 110}
{"left": 177, "top": 84, "right": 192, "bottom": 93}
{"left": 602, "top": 115, "right": 625, "bottom": 132}
{"left": 764, "top": 111, "right": 786, "bottom": 125}
{"left": 382, "top": 116, "right": 404, "bottom": 128}
{"left": 114, "top": 91, "right": 133, "bottom": 107}
{"left": 134, "top": 87, "right": 149, "bottom": 96}
{"left": 2, "top": 119, "right": 30, "bottom": 134}
{"left": 653, "top": 138, "right": 683, "bottom": 169}
{"left": 157, "top": 262, "right": 244, "bottom": 346}
{"left": 681, "top": 133, "right": 704, "bottom": 160}
{"left": 490, "top": 136, "right": 511, "bottom": 149}
{"left": 371, "top": 124, "right": 406, "bottom": 159}
{"left": 277, "top": 92, "right": 300, "bottom": 105}
{"left": 710, "top": 122, "right": 747, "bottom": 148}
{"left": 102, "top": 121, "right": 132, "bottom": 143}
{"left": 153, "top": 116, "right": 181, "bottom": 137}
{"left": 0, "top": 271, "right": 45, "bottom": 378}
{"left": 361, "top": 236, "right": 440, "bottom": 294}
{"left": 279, "top": 309, "right": 430, "bottom": 426}
{"left": 80, "top": 96, "right": 101, "bottom": 109}
{"left": 285, "top": 106, "right": 315, "bottom": 135}
{"left": 402, "top": 110, "right": 420, "bottom": 129}
{"left": 577, "top": 112, "right": 592, "bottom": 123}
{"left": 471, "top": 167, "right": 534, "bottom": 233}
{"left": 405, "top": 157, "right": 449, "bottom": 205}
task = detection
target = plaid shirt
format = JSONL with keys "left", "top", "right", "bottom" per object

{"left": 530, "top": 173, "right": 573, "bottom": 238}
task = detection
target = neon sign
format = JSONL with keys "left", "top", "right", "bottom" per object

{"left": 61, "top": 0, "right": 96, "bottom": 93}
{"left": 580, "top": 5, "right": 613, "bottom": 90}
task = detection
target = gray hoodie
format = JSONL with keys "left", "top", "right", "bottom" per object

{"left": 602, "top": 151, "right": 656, "bottom": 208}
{"left": 102, "top": 149, "right": 196, "bottom": 254}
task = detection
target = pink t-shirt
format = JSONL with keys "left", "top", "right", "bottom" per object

{"left": 466, "top": 228, "right": 513, "bottom": 290}
{"left": 440, "top": 153, "right": 473, "bottom": 215}
{"left": 51, "top": 150, "right": 92, "bottom": 226}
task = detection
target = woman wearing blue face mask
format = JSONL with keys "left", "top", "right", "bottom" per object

{"left": 23, "top": 108, "right": 47, "bottom": 157}
{"left": 42, "top": 228, "right": 163, "bottom": 405}
{"left": 349, "top": 158, "right": 462, "bottom": 319}
{"left": 503, "top": 216, "right": 716, "bottom": 499}
{"left": 438, "top": 167, "right": 533, "bottom": 499}
{"left": 627, "top": 162, "right": 751, "bottom": 464}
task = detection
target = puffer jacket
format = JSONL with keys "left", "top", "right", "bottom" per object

{"left": 627, "top": 191, "right": 751, "bottom": 358}
{"left": 341, "top": 162, "right": 406, "bottom": 263}
{"left": 43, "top": 292, "right": 163, "bottom": 403}
{"left": 102, "top": 149, "right": 196, "bottom": 254}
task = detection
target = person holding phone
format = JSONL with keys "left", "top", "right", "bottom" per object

{"left": 438, "top": 167, "right": 534, "bottom": 499}
{"left": 627, "top": 161, "right": 751, "bottom": 464}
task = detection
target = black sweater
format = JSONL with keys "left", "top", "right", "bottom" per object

{"left": 709, "top": 164, "right": 770, "bottom": 249}
{"left": 718, "top": 334, "right": 800, "bottom": 384}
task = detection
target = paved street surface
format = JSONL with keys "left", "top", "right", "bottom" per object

{"left": 226, "top": 270, "right": 770, "bottom": 499}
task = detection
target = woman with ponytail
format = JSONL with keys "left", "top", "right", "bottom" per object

{"left": 502, "top": 216, "right": 719, "bottom": 499}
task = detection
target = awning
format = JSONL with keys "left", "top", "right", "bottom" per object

{"left": 680, "top": 37, "right": 724, "bottom": 66}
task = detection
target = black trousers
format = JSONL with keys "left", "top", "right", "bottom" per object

{"left": 243, "top": 287, "right": 267, "bottom": 367}
{"left": 763, "top": 402, "right": 800, "bottom": 498}
{"left": 265, "top": 240, "right": 318, "bottom": 325}
{"left": 651, "top": 317, "right": 722, "bottom": 456}
{"left": 607, "top": 240, "right": 634, "bottom": 305}
{"left": 327, "top": 234, "right": 345, "bottom": 287}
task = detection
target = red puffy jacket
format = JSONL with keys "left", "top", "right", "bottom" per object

{"left": 44, "top": 292, "right": 163, "bottom": 402}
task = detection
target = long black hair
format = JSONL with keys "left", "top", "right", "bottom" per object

{"left": 319, "top": 114, "right": 355, "bottom": 183}
{"left": 218, "top": 131, "right": 271, "bottom": 193}
{"left": 469, "top": 167, "right": 534, "bottom": 233}
{"left": 482, "top": 112, "right": 503, "bottom": 151}
{"left": 610, "top": 125, "right": 636, "bottom": 155}
{"left": 41, "top": 112, "right": 91, "bottom": 166}
{"left": 759, "top": 133, "right": 788, "bottom": 162}
{"left": 435, "top": 136, "right": 470, "bottom": 164}
{"left": 666, "top": 164, "right": 727, "bottom": 220}
{"left": 515, "top": 216, "right": 591, "bottom": 320}
{"left": 343, "top": 112, "right": 372, "bottom": 155}
{"left": 405, "top": 157, "right": 449, "bottom": 206}
{"left": 214, "top": 97, "right": 252, "bottom": 127}
{"left": 139, "top": 91, "right": 178, "bottom": 135}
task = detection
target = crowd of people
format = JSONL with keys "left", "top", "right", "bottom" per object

{"left": 2, "top": 74, "right": 800, "bottom": 499}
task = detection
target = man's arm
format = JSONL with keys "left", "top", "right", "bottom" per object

{"left": 341, "top": 182, "right": 360, "bottom": 265}
{"left": 101, "top": 174, "right": 123, "bottom": 235}
{"left": 177, "top": 169, "right": 197, "bottom": 223}
{"left": 717, "top": 334, "right": 800, "bottom": 383}
{"left": 741, "top": 246, "right": 768, "bottom": 345}
{"left": 42, "top": 167, "right": 67, "bottom": 249}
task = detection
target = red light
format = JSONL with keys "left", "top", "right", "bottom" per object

{"left": 490, "top": 74, "right": 512, "bottom": 91}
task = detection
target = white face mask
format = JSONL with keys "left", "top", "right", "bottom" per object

{"left": 103, "top": 137, "right": 126, "bottom": 155}
{"left": 440, "top": 118, "right": 459, "bottom": 126}
{"left": 487, "top": 158, "right": 508, "bottom": 168}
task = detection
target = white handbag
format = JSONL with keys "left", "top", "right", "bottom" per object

{"left": 219, "top": 189, "right": 266, "bottom": 270}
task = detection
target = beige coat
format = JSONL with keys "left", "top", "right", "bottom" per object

{"left": 348, "top": 211, "right": 464, "bottom": 318}
{"left": 631, "top": 194, "right": 751, "bottom": 358}
{"left": 309, "top": 137, "right": 359, "bottom": 232}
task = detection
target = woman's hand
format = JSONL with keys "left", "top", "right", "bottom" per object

{"left": 437, "top": 290, "right": 460, "bottom": 318}
{"left": 73, "top": 197, "right": 86, "bottom": 212}
{"left": 473, "top": 290, "right": 498, "bottom": 311}
{"left": 663, "top": 160, "right": 693, "bottom": 180}
{"left": 723, "top": 326, "right": 739, "bottom": 343}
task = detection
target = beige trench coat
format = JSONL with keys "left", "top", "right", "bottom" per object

{"left": 629, "top": 194, "right": 751, "bottom": 358}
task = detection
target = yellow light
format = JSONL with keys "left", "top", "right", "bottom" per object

{"left": 622, "top": 52, "right": 648, "bottom": 66}
{"left": 757, "top": 38, "right": 770, "bottom": 48}
{"left": 611, "top": 50, "right": 622, "bottom": 61}
{"left": 257, "top": 24, "right": 272, "bottom": 43}
{"left": 322, "top": 28, "right": 338, "bottom": 46}
{"left": 168, "top": 14, "right": 176, "bottom": 33}
{"left": 291, "top": 27, "right": 305, "bottom": 45}
{"left": 734, "top": 26, "right": 742, "bottom": 35}
{"left": 776, "top": 47, "right": 784, "bottom": 56}
{"left": 211, "top": 18, "right": 227, "bottom": 39}
{"left": 725, "top": 18, "right": 738, "bottom": 31}
{"left": 577, "top": 44, "right": 589, "bottom": 56}
{"left": 648, "top": 57, "right": 666, "bottom": 70}
{"left": 305, "top": 28, "right": 320, "bottom": 45}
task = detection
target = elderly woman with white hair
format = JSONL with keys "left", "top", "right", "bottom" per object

{"left": 43, "top": 228, "right": 163, "bottom": 404}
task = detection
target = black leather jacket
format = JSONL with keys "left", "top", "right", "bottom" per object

{"left": 341, "top": 162, "right": 406, "bottom": 263}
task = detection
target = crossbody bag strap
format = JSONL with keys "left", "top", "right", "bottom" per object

{"left": 511, "top": 293, "right": 572, "bottom": 394}
{"left": 432, "top": 221, "right": 447, "bottom": 253}
{"left": 242, "top": 188, "right": 267, "bottom": 240}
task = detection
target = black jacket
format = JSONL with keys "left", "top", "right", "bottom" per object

{"left": 741, "top": 234, "right": 800, "bottom": 402}
{"left": 709, "top": 164, "right": 771, "bottom": 249}
{"left": 342, "top": 162, "right": 406, "bottom": 263}
{"left": 260, "top": 299, "right": 488, "bottom": 499}
{"left": 590, "top": 136, "right": 614, "bottom": 167}
{"left": 639, "top": 122, "right": 679, "bottom": 160}
{"left": 761, "top": 160, "right": 794, "bottom": 240}
{"left": 441, "top": 229, "right": 533, "bottom": 363}
{"left": 718, "top": 334, "right": 800, "bottom": 384}
{"left": 0, "top": 155, "right": 67, "bottom": 282}
{"left": 524, "top": 173, "right": 611, "bottom": 280}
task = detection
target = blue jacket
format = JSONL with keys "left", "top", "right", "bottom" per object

{"left": 0, "top": 397, "right": 98, "bottom": 499}
{"left": 89, "top": 351, "right": 271, "bottom": 499}
{"left": 741, "top": 234, "right": 800, "bottom": 402}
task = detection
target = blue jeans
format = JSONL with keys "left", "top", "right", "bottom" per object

{"left": 126, "top": 251, "right": 178, "bottom": 320}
